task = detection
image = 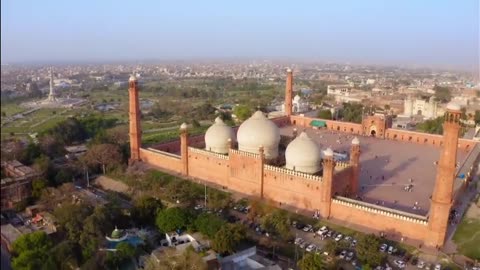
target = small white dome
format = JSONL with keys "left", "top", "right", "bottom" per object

{"left": 205, "top": 117, "right": 235, "bottom": 154}
{"left": 352, "top": 137, "right": 360, "bottom": 145}
{"left": 446, "top": 102, "right": 461, "bottom": 111}
{"left": 180, "top": 123, "right": 188, "bottom": 130}
{"left": 285, "top": 132, "right": 321, "bottom": 173}
{"left": 324, "top": 148, "right": 334, "bottom": 157}
{"left": 129, "top": 74, "right": 137, "bottom": 82}
{"left": 293, "top": 95, "right": 301, "bottom": 102}
{"left": 237, "top": 111, "right": 280, "bottom": 159}
{"left": 287, "top": 68, "right": 292, "bottom": 73}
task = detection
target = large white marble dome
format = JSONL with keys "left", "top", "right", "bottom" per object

{"left": 285, "top": 132, "right": 322, "bottom": 173}
{"left": 237, "top": 111, "right": 280, "bottom": 159}
{"left": 205, "top": 117, "right": 235, "bottom": 154}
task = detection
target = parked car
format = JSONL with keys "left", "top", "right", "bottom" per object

{"left": 294, "top": 237, "right": 304, "bottom": 245}
{"left": 306, "top": 244, "right": 317, "bottom": 252}
{"left": 434, "top": 264, "right": 441, "bottom": 270}
{"left": 339, "top": 250, "right": 347, "bottom": 259}
{"left": 385, "top": 264, "right": 393, "bottom": 270}
{"left": 351, "top": 239, "right": 357, "bottom": 247}
{"left": 379, "top": 243, "right": 388, "bottom": 252}
{"left": 295, "top": 223, "right": 306, "bottom": 230}
{"left": 303, "top": 224, "right": 313, "bottom": 232}
{"left": 346, "top": 251, "right": 354, "bottom": 261}
{"left": 344, "top": 236, "right": 352, "bottom": 242}
{"left": 299, "top": 242, "right": 308, "bottom": 249}
{"left": 387, "top": 245, "right": 397, "bottom": 254}
{"left": 394, "top": 260, "right": 406, "bottom": 269}
{"left": 326, "top": 230, "right": 334, "bottom": 238}
{"left": 335, "top": 234, "right": 343, "bottom": 242}
{"left": 417, "top": 261, "right": 426, "bottom": 269}
{"left": 425, "top": 264, "right": 431, "bottom": 270}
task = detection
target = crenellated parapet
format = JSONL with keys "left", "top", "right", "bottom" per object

{"left": 264, "top": 164, "right": 323, "bottom": 182}
{"left": 229, "top": 149, "right": 260, "bottom": 159}
{"left": 335, "top": 161, "right": 351, "bottom": 171}
{"left": 188, "top": 147, "right": 229, "bottom": 160}
{"left": 332, "top": 196, "right": 428, "bottom": 225}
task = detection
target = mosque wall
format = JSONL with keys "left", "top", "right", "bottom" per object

{"left": 262, "top": 165, "right": 324, "bottom": 210}
{"left": 270, "top": 116, "right": 291, "bottom": 127}
{"left": 139, "top": 148, "right": 183, "bottom": 173}
{"left": 289, "top": 115, "right": 364, "bottom": 135}
{"left": 385, "top": 129, "right": 476, "bottom": 151}
{"left": 332, "top": 167, "right": 353, "bottom": 196}
{"left": 227, "top": 150, "right": 263, "bottom": 197}
{"left": 330, "top": 198, "right": 429, "bottom": 243}
{"left": 187, "top": 147, "right": 230, "bottom": 187}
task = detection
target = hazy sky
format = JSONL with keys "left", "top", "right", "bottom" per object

{"left": 1, "top": 0, "right": 479, "bottom": 70}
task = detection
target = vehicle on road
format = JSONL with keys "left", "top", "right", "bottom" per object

{"left": 346, "top": 251, "right": 354, "bottom": 261}
{"left": 351, "top": 239, "right": 357, "bottom": 247}
{"left": 306, "top": 244, "right": 317, "bottom": 252}
{"left": 379, "top": 243, "right": 388, "bottom": 252}
{"left": 425, "top": 264, "right": 431, "bottom": 270}
{"left": 394, "top": 260, "right": 406, "bottom": 269}
{"left": 335, "top": 234, "right": 343, "bottom": 242}
{"left": 434, "top": 264, "right": 441, "bottom": 270}
{"left": 303, "top": 224, "right": 313, "bottom": 232}
{"left": 294, "top": 237, "right": 304, "bottom": 245}
{"left": 339, "top": 250, "right": 347, "bottom": 259}
{"left": 417, "top": 261, "right": 425, "bottom": 269}
{"left": 299, "top": 242, "right": 308, "bottom": 249}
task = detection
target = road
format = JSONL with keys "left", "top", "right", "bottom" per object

{"left": 1, "top": 246, "right": 12, "bottom": 270}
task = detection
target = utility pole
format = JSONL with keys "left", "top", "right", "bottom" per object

{"left": 204, "top": 181, "right": 207, "bottom": 209}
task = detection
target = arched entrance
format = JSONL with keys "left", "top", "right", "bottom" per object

{"left": 417, "top": 110, "right": 422, "bottom": 115}
{"left": 369, "top": 125, "right": 377, "bottom": 137}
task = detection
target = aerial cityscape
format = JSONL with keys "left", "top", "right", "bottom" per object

{"left": 1, "top": 1, "right": 479, "bottom": 270}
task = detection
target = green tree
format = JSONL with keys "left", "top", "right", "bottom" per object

{"left": 32, "top": 179, "right": 48, "bottom": 199}
{"left": 474, "top": 110, "right": 480, "bottom": 125}
{"left": 297, "top": 252, "right": 327, "bottom": 270}
{"left": 416, "top": 116, "right": 444, "bottom": 134}
{"left": 260, "top": 209, "right": 292, "bottom": 240}
{"left": 145, "top": 246, "right": 207, "bottom": 270}
{"left": 50, "top": 240, "right": 81, "bottom": 270}
{"left": 106, "top": 242, "right": 136, "bottom": 269}
{"left": 82, "top": 143, "right": 123, "bottom": 174}
{"left": 212, "top": 223, "right": 245, "bottom": 254}
{"left": 156, "top": 207, "right": 191, "bottom": 232}
{"left": 131, "top": 196, "right": 164, "bottom": 226}
{"left": 12, "top": 231, "right": 55, "bottom": 270}
{"left": 233, "top": 105, "right": 252, "bottom": 121}
{"left": 317, "top": 109, "right": 332, "bottom": 120}
{"left": 194, "top": 213, "right": 225, "bottom": 238}
{"left": 54, "top": 203, "right": 93, "bottom": 242}
{"left": 433, "top": 85, "right": 452, "bottom": 103}
{"left": 356, "top": 234, "right": 386, "bottom": 267}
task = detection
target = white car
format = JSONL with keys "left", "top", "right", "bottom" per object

{"left": 339, "top": 250, "right": 347, "bottom": 259}
{"left": 294, "top": 237, "right": 304, "bottom": 245}
{"left": 434, "top": 264, "right": 441, "bottom": 270}
{"left": 387, "top": 245, "right": 397, "bottom": 254}
{"left": 299, "top": 242, "right": 308, "bottom": 249}
{"left": 303, "top": 224, "right": 313, "bottom": 232}
{"left": 417, "top": 261, "right": 426, "bottom": 269}
{"left": 394, "top": 260, "right": 406, "bottom": 269}
{"left": 344, "top": 236, "right": 352, "bottom": 242}
{"left": 306, "top": 244, "right": 317, "bottom": 252}
{"left": 346, "top": 251, "right": 354, "bottom": 261}
{"left": 385, "top": 264, "right": 393, "bottom": 270}
{"left": 335, "top": 234, "right": 343, "bottom": 242}
{"left": 379, "top": 243, "right": 388, "bottom": 252}
{"left": 351, "top": 239, "right": 357, "bottom": 247}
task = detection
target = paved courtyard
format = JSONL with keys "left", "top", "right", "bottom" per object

{"left": 280, "top": 126, "right": 469, "bottom": 216}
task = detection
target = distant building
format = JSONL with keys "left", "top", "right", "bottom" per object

{"left": 401, "top": 96, "right": 443, "bottom": 119}
{"left": 278, "top": 94, "right": 310, "bottom": 113}
{"left": 327, "top": 84, "right": 363, "bottom": 103}
{"left": 1, "top": 160, "right": 41, "bottom": 209}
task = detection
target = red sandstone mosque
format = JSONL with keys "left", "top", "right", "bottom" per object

{"left": 127, "top": 71, "right": 479, "bottom": 248}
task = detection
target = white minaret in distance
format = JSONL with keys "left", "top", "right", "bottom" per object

{"left": 47, "top": 68, "right": 57, "bottom": 102}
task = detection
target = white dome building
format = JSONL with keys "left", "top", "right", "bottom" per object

{"left": 285, "top": 132, "right": 322, "bottom": 173}
{"left": 205, "top": 117, "right": 235, "bottom": 154}
{"left": 237, "top": 111, "right": 280, "bottom": 159}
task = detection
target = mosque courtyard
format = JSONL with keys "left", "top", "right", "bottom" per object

{"left": 280, "top": 126, "right": 469, "bottom": 216}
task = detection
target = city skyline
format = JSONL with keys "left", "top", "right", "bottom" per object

{"left": 1, "top": 0, "right": 479, "bottom": 72}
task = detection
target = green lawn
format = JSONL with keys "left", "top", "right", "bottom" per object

{"left": 453, "top": 218, "right": 480, "bottom": 260}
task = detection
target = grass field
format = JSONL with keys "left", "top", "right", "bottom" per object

{"left": 453, "top": 217, "right": 480, "bottom": 259}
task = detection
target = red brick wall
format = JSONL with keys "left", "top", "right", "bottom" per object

{"left": 228, "top": 151, "right": 262, "bottom": 197}
{"left": 139, "top": 148, "right": 183, "bottom": 173}
{"left": 330, "top": 201, "right": 429, "bottom": 243}
{"left": 262, "top": 168, "right": 323, "bottom": 210}
{"left": 332, "top": 168, "right": 353, "bottom": 196}
{"left": 385, "top": 129, "right": 476, "bottom": 151}
{"left": 188, "top": 150, "right": 229, "bottom": 187}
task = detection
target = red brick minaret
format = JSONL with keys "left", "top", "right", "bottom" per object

{"left": 128, "top": 74, "right": 141, "bottom": 164}
{"left": 180, "top": 123, "right": 189, "bottom": 176}
{"left": 320, "top": 148, "right": 336, "bottom": 218}
{"left": 285, "top": 68, "right": 293, "bottom": 116}
{"left": 426, "top": 103, "right": 462, "bottom": 247}
{"left": 349, "top": 137, "right": 361, "bottom": 196}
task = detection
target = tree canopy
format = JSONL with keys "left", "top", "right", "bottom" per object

{"left": 212, "top": 223, "right": 245, "bottom": 254}
{"left": 356, "top": 234, "right": 386, "bottom": 267}
{"left": 317, "top": 109, "right": 332, "bottom": 120}
{"left": 260, "top": 209, "right": 292, "bottom": 240}
{"left": 233, "top": 105, "right": 253, "bottom": 121}
{"left": 12, "top": 231, "right": 55, "bottom": 270}
{"left": 416, "top": 116, "right": 444, "bottom": 134}
{"left": 82, "top": 143, "right": 123, "bottom": 174}
{"left": 297, "top": 252, "right": 327, "bottom": 270}
{"left": 194, "top": 213, "right": 225, "bottom": 238}
{"left": 433, "top": 85, "right": 452, "bottom": 103}
{"left": 131, "top": 195, "right": 164, "bottom": 226}
{"left": 156, "top": 207, "right": 192, "bottom": 232}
